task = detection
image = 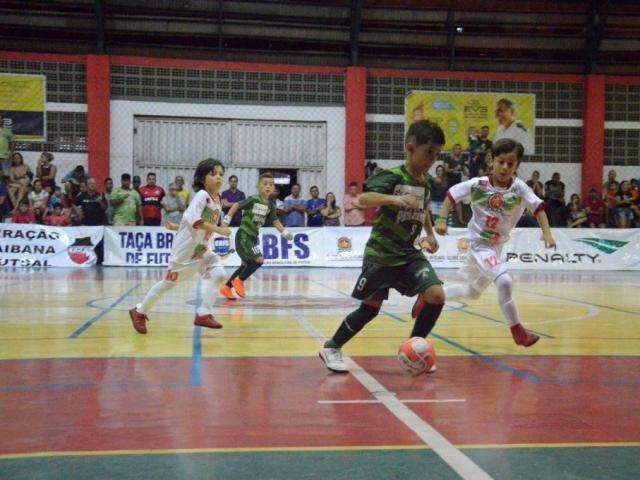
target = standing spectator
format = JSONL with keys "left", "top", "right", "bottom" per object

{"left": 429, "top": 165, "right": 448, "bottom": 222}
{"left": 75, "top": 177, "right": 106, "bottom": 226}
{"left": 221, "top": 175, "right": 246, "bottom": 226}
{"left": 544, "top": 172, "right": 565, "bottom": 226}
{"left": 306, "top": 185, "right": 326, "bottom": 227}
{"left": 567, "top": 194, "right": 588, "bottom": 228}
{"left": 526, "top": 170, "right": 545, "bottom": 199}
{"left": 28, "top": 179, "right": 49, "bottom": 223}
{"left": 444, "top": 144, "right": 464, "bottom": 186}
{"left": 494, "top": 98, "right": 534, "bottom": 154}
{"left": 132, "top": 175, "right": 142, "bottom": 194}
{"left": 273, "top": 186, "right": 287, "bottom": 225}
{"left": 162, "top": 183, "right": 185, "bottom": 225}
{"left": 0, "top": 114, "right": 15, "bottom": 174}
{"left": 0, "top": 175, "right": 10, "bottom": 220}
{"left": 615, "top": 181, "right": 634, "bottom": 228}
{"left": 478, "top": 125, "right": 492, "bottom": 153}
{"left": 110, "top": 173, "right": 142, "bottom": 226}
{"left": 603, "top": 169, "right": 619, "bottom": 193}
{"left": 584, "top": 188, "right": 606, "bottom": 228}
{"left": 343, "top": 181, "right": 365, "bottom": 226}
{"left": 282, "top": 183, "right": 306, "bottom": 227}
{"left": 139, "top": 172, "right": 165, "bottom": 226}
{"left": 321, "top": 192, "right": 341, "bottom": 226}
{"left": 467, "top": 126, "right": 481, "bottom": 152}
{"left": 36, "top": 152, "right": 57, "bottom": 194}
{"left": 45, "top": 203, "right": 70, "bottom": 226}
{"left": 12, "top": 200, "right": 36, "bottom": 224}
{"left": 8, "top": 152, "right": 31, "bottom": 208}
{"left": 103, "top": 177, "right": 114, "bottom": 225}
{"left": 174, "top": 175, "right": 191, "bottom": 207}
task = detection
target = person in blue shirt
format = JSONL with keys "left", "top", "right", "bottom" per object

{"left": 306, "top": 185, "right": 326, "bottom": 227}
{"left": 283, "top": 183, "right": 307, "bottom": 227}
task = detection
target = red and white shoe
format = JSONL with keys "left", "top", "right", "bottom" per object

{"left": 232, "top": 278, "right": 246, "bottom": 298}
{"left": 129, "top": 307, "right": 148, "bottom": 334}
{"left": 510, "top": 323, "right": 540, "bottom": 347}
{"left": 411, "top": 295, "right": 424, "bottom": 319}
{"left": 194, "top": 314, "right": 223, "bottom": 329}
{"left": 219, "top": 284, "right": 238, "bottom": 300}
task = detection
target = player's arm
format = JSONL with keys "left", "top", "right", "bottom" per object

{"left": 535, "top": 209, "right": 556, "bottom": 249}
{"left": 222, "top": 202, "right": 240, "bottom": 226}
{"left": 273, "top": 219, "right": 293, "bottom": 240}
{"left": 196, "top": 221, "right": 231, "bottom": 237}
{"left": 419, "top": 204, "right": 439, "bottom": 253}
{"left": 358, "top": 192, "right": 418, "bottom": 209}
{"left": 435, "top": 195, "right": 453, "bottom": 235}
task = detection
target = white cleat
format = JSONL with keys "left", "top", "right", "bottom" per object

{"left": 319, "top": 347, "right": 349, "bottom": 373}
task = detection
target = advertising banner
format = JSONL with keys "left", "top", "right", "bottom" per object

{"left": 0, "top": 74, "right": 46, "bottom": 141}
{"left": 0, "top": 224, "right": 103, "bottom": 267}
{"left": 405, "top": 90, "right": 536, "bottom": 154}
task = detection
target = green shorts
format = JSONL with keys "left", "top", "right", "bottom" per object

{"left": 351, "top": 256, "right": 442, "bottom": 301}
{"left": 236, "top": 231, "right": 262, "bottom": 263}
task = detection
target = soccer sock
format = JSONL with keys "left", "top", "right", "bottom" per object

{"left": 239, "top": 261, "right": 261, "bottom": 281}
{"left": 226, "top": 265, "right": 246, "bottom": 287}
{"left": 495, "top": 273, "right": 520, "bottom": 327}
{"left": 325, "top": 303, "right": 380, "bottom": 348}
{"left": 198, "top": 266, "right": 225, "bottom": 316}
{"left": 137, "top": 279, "right": 176, "bottom": 315}
{"left": 411, "top": 301, "right": 444, "bottom": 338}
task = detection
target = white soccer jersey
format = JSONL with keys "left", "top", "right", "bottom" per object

{"left": 494, "top": 121, "right": 534, "bottom": 155}
{"left": 170, "top": 189, "right": 222, "bottom": 267}
{"left": 448, "top": 176, "right": 544, "bottom": 244}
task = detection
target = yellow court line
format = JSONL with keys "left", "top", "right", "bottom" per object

{"left": 2, "top": 442, "right": 640, "bottom": 460}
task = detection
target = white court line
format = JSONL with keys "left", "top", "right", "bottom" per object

{"left": 521, "top": 290, "right": 602, "bottom": 325}
{"left": 298, "top": 316, "right": 494, "bottom": 480}
{"left": 318, "top": 399, "right": 466, "bottom": 404}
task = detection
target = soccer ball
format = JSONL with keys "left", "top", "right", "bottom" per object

{"left": 398, "top": 337, "right": 436, "bottom": 376}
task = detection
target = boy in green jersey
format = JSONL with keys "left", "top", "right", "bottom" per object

{"left": 320, "top": 120, "right": 446, "bottom": 373}
{"left": 220, "top": 172, "right": 293, "bottom": 299}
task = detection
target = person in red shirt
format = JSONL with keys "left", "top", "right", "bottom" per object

{"left": 139, "top": 172, "right": 165, "bottom": 226}
{"left": 45, "top": 203, "right": 70, "bottom": 226}
{"left": 12, "top": 200, "right": 36, "bottom": 224}
{"left": 584, "top": 188, "right": 606, "bottom": 228}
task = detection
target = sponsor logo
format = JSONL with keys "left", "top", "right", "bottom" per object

{"left": 457, "top": 238, "right": 470, "bottom": 252}
{"left": 337, "top": 236, "right": 352, "bottom": 252}
{"left": 505, "top": 252, "right": 600, "bottom": 264}
{"left": 432, "top": 100, "right": 454, "bottom": 111}
{"left": 463, "top": 100, "right": 488, "bottom": 119}
{"left": 573, "top": 238, "right": 628, "bottom": 254}
{"left": 488, "top": 193, "right": 505, "bottom": 211}
{"left": 67, "top": 235, "right": 95, "bottom": 265}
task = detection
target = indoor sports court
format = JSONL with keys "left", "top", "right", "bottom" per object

{"left": 2, "top": 1, "right": 640, "bottom": 479}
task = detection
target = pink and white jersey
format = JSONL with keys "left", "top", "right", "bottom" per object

{"left": 170, "top": 190, "right": 222, "bottom": 266}
{"left": 448, "top": 176, "right": 544, "bottom": 244}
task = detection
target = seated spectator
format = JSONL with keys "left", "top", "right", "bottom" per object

{"left": 321, "top": 192, "right": 341, "bottom": 226}
{"left": 174, "top": 175, "right": 191, "bottom": 207}
{"left": 584, "top": 188, "right": 606, "bottom": 228}
{"left": 48, "top": 186, "right": 64, "bottom": 209}
{"left": 75, "top": 178, "right": 106, "bottom": 226}
{"left": 444, "top": 144, "right": 464, "bottom": 186}
{"left": 567, "top": 194, "right": 588, "bottom": 228}
{"left": 36, "top": 152, "right": 57, "bottom": 194}
{"left": 306, "top": 185, "right": 326, "bottom": 227}
{"left": 12, "top": 200, "right": 36, "bottom": 224}
{"left": 162, "top": 183, "right": 185, "bottom": 225}
{"left": 0, "top": 174, "right": 11, "bottom": 220}
{"left": 28, "top": 178, "right": 49, "bottom": 223}
{"left": 343, "top": 181, "right": 365, "bottom": 226}
{"left": 103, "top": 177, "right": 114, "bottom": 225}
{"left": 516, "top": 209, "right": 539, "bottom": 228}
{"left": 63, "top": 165, "right": 89, "bottom": 195}
{"left": 603, "top": 169, "right": 619, "bottom": 193}
{"left": 544, "top": 172, "right": 565, "bottom": 227}
{"left": 615, "top": 181, "right": 634, "bottom": 228}
{"left": 430, "top": 165, "right": 448, "bottom": 222}
{"left": 221, "top": 175, "right": 246, "bottom": 226}
{"left": 139, "top": 172, "right": 165, "bottom": 226}
{"left": 283, "top": 183, "right": 306, "bottom": 227}
{"left": 45, "top": 203, "right": 70, "bottom": 226}
{"left": 526, "top": 170, "right": 545, "bottom": 199}
{"left": 111, "top": 173, "right": 142, "bottom": 226}
{"left": 8, "top": 152, "right": 31, "bottom": 208}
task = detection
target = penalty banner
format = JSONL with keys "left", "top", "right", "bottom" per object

{"left": 0, "top": 74, "right": 46, "bottom": 141}
{"left": 103, "top": 226, "right": 640, "bottom": 271}
{"left": 0, "top": 224, "right": 103, "bottom": 267}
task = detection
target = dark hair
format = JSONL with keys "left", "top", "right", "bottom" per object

{"left": 325, "top": 192, "right": 336, "bottom": 208}
{"left": 310, "top": 185, "right": 319, "bottom": 190}
{"left": 349, "top": 181, "right": 358, "bottom": 188}
{"left": 258, "top": 172, "right": 274, "bottom": 181}
{"left": 74, "top": 165, "right": 85, "bottom": 173}
{"left": 491, "top": 138, "right": 524, "bottom": 161}
{"left": 405, "top": 120, "right": 445, "bottom": 147}
{"left": 147, "top": 172, "right": 156, "bottom": 178}
{"left": 121, "top": 173, "right": 131, "bottom": 181}
{"left": 229, "top": 175, "right": 238, "bottom": 182}
{"left": 481, "top": 125, "right": 489, "bottom": 129}
{"left": 497, "top": 98, "right": 515, "bottom": 109}
{"left": 104, "top": 177, "right": 112, "bottom": 183}
{"left": 33, "top": 178, "right": 42, "bottom": 186}
{"left": 11, "top": 152, "right": 24, "bottom": 165}
{"left": 291, "top": 183, "right": 300, "bottom": 189}
{"left": 42, "top": 152, "right": 54, "bottom": 162}
{"left": 193, "top": 158, "right": 225, "bottom": 191}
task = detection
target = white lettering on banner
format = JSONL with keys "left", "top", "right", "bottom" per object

{"left": 101, "top": 226, "right": 640, "bottom": 270}
{"left": 0, "top": 224, "right": 104, "bottom": 268}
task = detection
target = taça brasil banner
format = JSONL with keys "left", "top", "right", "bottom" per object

{"left": 0, "top": 224, "right": 103, "bottom": 267}
{"left": 405, "top": 90, "right": 536, "bottom": 154}
{"left": 0, "top": 73, "right": 46, "bottom": 141}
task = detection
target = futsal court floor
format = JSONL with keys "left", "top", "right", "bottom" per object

{"left": 0, "top": 266, "right": 639, "bottom": 479}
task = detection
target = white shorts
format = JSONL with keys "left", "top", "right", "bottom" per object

{"left": 459, "top": 240, "right": 508, "bottom": 293}
{"left": 164, "top": 251, "right": 221, "bottom": 283}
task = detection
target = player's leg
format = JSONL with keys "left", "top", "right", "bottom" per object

{"left": 233, "top": 255, "right": 263, "bottom": 298}
{"left": 495, "top": 272, "right": 539, "bottom": 347}
{"left": 195, "top": 256, "right": 225, "bottom": 329}
{"left": 222, "top": 233, "right": 260, "bottom": 299}
{"left": 442, "top": 249, "right": 491, "bottom": 302}
{"left": 129, "top": 268, "right": 182, "bottom": 334}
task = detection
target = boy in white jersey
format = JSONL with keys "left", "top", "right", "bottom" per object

{"left": 129, "top": 159, "right": 232, "bottom": 334}
{"left": 435, "top": 139, "right": 555, "bottom": 347}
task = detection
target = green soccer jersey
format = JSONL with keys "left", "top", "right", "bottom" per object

{"left": 363, "top": 165, "right": 432, "bottom": 266}
{"left": 237, "top": 195, "right": 278, "bottom": 238}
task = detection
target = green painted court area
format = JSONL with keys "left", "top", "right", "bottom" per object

{"left": 2, "top": 446, "right": 639, "bottom": 480}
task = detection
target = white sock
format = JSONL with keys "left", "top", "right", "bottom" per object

{"left": 137, "top": 279, "right": 176, "bottom": 315}
{"left": 495, "top": 273, "right": 520, "bottom": 327}
{"left": 197, "top": 265, "right": 225, "bottom": 316}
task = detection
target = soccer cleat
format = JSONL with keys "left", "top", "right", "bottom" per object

{"left": 219, "top": 284, "right": 238, "bottom": 300}
{"left": 129, "top": 307, "right": 148, "bottom": 334}
{"left": 411, "top": 295, "right": 424, "bottom": 319}
{"left": 510, "top": 323, "right": 540, "bottom": 347}
{"left": 232, "top": 278, "right": 246, "bottom": 298}
{"left": 319, "top": 347, "right": 349, "bottom": 373}
{"left": 427, "top": 363, "right": 437, "bottom": 374}
{"left": 194, "top": 314, "right": 223, "bottom": 329}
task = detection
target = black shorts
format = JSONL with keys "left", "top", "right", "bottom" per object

{"left": 351, "top": 256, "right": 442, "bottom": 301}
